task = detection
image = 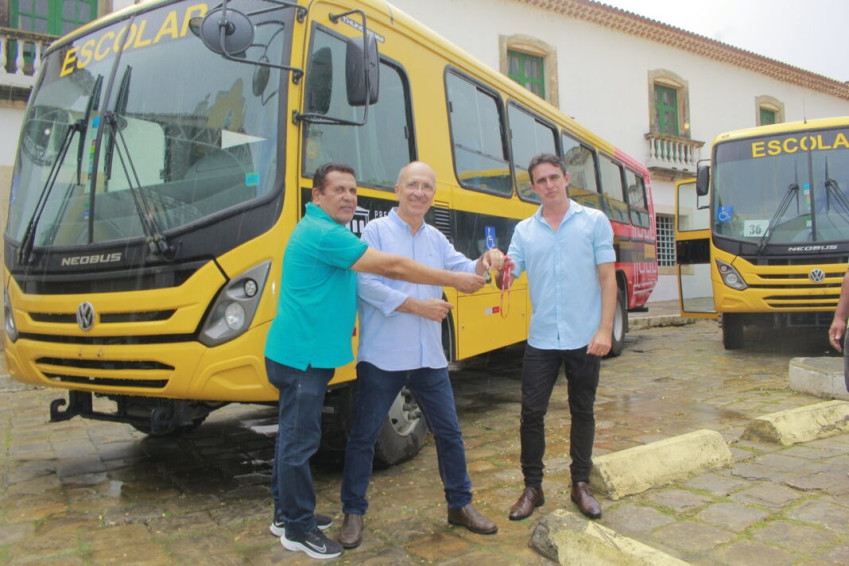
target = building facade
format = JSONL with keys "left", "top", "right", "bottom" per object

{"left": 2, "top": 0, "right": 849, "bottom": 302}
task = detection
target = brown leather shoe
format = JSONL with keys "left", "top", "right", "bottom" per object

{"left": 338, "top": 513, "right": 364, "bottom": 548}
{"left": 570, "top": 481, "right": 602, "bottom": 519}
{"left": 447, "top": 503, "right": 498, "bottom": 534}
{"left": 508, "top": 487, "right": 544, "bottom": 520}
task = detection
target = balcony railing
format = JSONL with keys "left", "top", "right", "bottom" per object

{"left": 1, "top": 27, "right": 54, "bottom": 90}
{"left": 644, "top": 132, "right": 704, "bottom": 175}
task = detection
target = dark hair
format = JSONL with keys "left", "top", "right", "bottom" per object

{"left": 313, "top": 162, "right": 356, "bottom": 192}
{"left": 527, "top": 153, "right": 566, "bottom": 182}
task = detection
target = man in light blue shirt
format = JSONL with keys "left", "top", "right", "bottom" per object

{"left": 498, "top": 153, "right": 617, "bottom": 522}
{"left": 338, "top": 162, "right": 504, "bottom": 548}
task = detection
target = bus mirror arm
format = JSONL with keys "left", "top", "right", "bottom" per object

{"left": 191, "top": 2, "right": 307, "bottom": 83}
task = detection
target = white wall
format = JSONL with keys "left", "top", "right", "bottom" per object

{"left": 0, "top": 106, "right": 25, "bottom": 167}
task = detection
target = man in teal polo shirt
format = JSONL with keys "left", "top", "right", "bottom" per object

{"left": 264, "top": 162, "right": 485, "bottom": 560}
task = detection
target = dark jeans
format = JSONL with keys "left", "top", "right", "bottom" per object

{"left": 266, "top": 358, "right": 333, "bottom": 538}
{"left": 341, "top": 362, "right": 472, "bottom": 515}
{"left": 519, "top": 343, "right": 601, "bottom": 488}
{"left": 844, "top": 333, "right": 849, "bottom": 392}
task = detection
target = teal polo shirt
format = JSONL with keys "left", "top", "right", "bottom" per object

{"left": 264, "top": 202, "right": 368, "bottom": 370}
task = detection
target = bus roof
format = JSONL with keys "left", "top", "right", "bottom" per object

{"left": 713, "top": 116, "right": 849, "bottom": 144}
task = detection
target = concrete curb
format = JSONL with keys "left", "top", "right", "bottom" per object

{"left": 530, "top": 509, "right": 691, "bottom": 566}
{"left": 789, "top": 356, "right": 849, "bottom": 400}
{"left": 589, "top": 429, "right": 732, "bottom": 501}
{"left": 628, "top": 314, "right": 695, "bottom": 331}
{"left": 742, "top": 399, "right": 849, "bottom": 445}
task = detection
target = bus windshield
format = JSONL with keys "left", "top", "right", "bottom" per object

{"left": 8, "top": 0, "right": 290, "bottom": 250}
{"left": 712, "top": 127, "right": 849, "bottom": 245}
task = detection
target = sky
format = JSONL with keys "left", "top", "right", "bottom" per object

{"left": 600, "top": 0, "right": 849, "bottom": 82}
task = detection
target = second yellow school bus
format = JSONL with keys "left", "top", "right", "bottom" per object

{"left": 676, "top": 117, "right": 849, "bottom": 349}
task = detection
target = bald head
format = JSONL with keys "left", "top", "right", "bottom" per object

{"left": 397, "top": 161, "right": 436, "bottom": 186}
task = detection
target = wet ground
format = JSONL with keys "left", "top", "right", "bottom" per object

{"left": 2, "top": 315, "right": 848, "bottom": 564}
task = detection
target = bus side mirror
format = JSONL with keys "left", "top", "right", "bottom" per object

{"left": 346, "top": 34, "right": 379, "bottom": 106}
{"left": 194, "top": 8, "right": 254, "bottom": 56}
{"left": 696, "top": 164, "right": 710, "bottom": 197}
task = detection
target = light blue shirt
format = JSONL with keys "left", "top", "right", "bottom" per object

{"left": 507, "top": 200, "right": 615, "bottom": 350}
{"left": 357, "top": 208, "right": 476, "bottom": 370}
{"left": 264, "top": 202, "right": 368, "bottom": 370}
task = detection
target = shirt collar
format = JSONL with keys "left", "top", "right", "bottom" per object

{"left": 533, "top": 198, "right": 584, "bottom": 226}
{"left": 388, "top": 207, "right": 425, "bottom": 235}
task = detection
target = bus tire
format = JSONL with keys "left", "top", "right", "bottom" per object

{"left": 373, "top": 387, "right": 428, "bottom": 469}
{"left": 608, "top": 289, "right": 628, "bottom": 357}
{"left": 722, "top": 313, "right": 745, "bottom": 350}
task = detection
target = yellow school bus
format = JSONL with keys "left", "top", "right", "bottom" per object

{"left": 676, "top": 117, "right": 849, "bottom": 349}
{"left": 5, "top": 0, "right": 656, "bottom": 463}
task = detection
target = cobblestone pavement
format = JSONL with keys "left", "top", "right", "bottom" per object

{"left": 2, "top": 304, "right": 848, "bottom": 565}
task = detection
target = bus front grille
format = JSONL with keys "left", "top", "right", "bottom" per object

{"left": 37, "top": 357, "right": 173, "bottom": 390}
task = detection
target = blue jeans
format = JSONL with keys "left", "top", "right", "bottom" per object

{"left": 266, "top": 358, "right": 333, "bottom": 538}
{"left": 519, "top": 344, "right": 600, "bottom": 487}
{"left": 341, "top": 362, "right": 472, "bottom": 515}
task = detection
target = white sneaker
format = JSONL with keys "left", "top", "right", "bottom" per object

{"left": 281, "top": 528, "right": 343, "bottom": 559}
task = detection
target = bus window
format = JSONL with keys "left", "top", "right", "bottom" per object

{"left": 599, "top": 154, "right": 629, "bottom": 224}
{"left": 625, "top": 168, "right": 650, "bottom": 228}
{"left": 302, "top": 28, "right": 413, "bottom": 189}
{"left": 562, "top": 132, "right": 600, "bottom": 210}
{"left": 508, "top": 102, "right": 557, "bottom": 203}
{"left": 446, "top": 71, "right": 511, "bottom": 196}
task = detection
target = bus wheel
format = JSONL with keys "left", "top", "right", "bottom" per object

{"left": 373, "top": 387, "right": 428, "bottom": 468}
{"left": 608, "top": 290, "right": 628, "bottom": 357}
{"left": 722, "top": 313, "right": 745, "bottom": 350}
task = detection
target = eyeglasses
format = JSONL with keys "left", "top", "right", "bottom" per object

{"left": 403, "top": 180, "right": 435, "bottom": 193}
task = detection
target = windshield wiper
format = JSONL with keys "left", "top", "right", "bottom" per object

{"left": 75, "top": 75, "right": 103, "bottom": 185}
{"left": 18, "top": 119, "right": 83, "bottom": 265}
{"left": 824, "top": 159, "right": 849, "bottom": 221}
{"left": 756, "top": 182, "right": 799, "bottom": 254}
{"left": 102, "top": 67, "right": 172, "bottom": 257}
{"left": 40, "top": 75, "right": 105, "bottom": 248}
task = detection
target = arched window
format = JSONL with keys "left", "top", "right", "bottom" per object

{"left": 648, "top": 70, "right": 690, "bottom": 138}
{"left": 755, "top": 95, "right": 785, "bottom": 126}
{"left": 499, "top": 34, "right": 559, "bottom": 107}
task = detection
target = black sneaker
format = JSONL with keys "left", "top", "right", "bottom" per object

{"left": 281, "top": 527, "right": 343, "bottom": 559}
{"left": 269, "top": 513, "right": 333, "bottom": 537}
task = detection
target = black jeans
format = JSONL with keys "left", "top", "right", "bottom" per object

{"left": 519, "top": 343, "right": 601, "bottom": 488}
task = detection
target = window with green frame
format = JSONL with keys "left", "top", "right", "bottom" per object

{"left": 508, "top": 50, "right": 545, "bottom": 98}
{"left": 654, "top": 84, "right": 679, "bottom": 136}
{"left": 760, "top": 107, "right": 777, "bottom": 126}
{"left": 12, "top": 0, "right": 98, "bottom": 36}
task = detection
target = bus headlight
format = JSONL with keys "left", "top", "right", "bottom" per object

{"left": 4, "top": 287, "right": 18, "bottom": 342}
{"left": 716, "top": 259, "right": 747, "bottom": 291}
{"left": 200, "top": 261, "right": 271, "bottom": 347}
{"left": 224, "top": 302, "right": 246, "bottom": 330}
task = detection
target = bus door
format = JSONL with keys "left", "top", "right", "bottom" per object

{"left": 675, "top": 179, "right": 717, "bottom": 318}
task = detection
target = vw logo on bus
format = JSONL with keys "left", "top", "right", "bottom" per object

{"left": 809, "top": 268, "right": 826, "bottom": 283}
{"left": 76, "top": 301, "right": 96, "bottom": 331}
